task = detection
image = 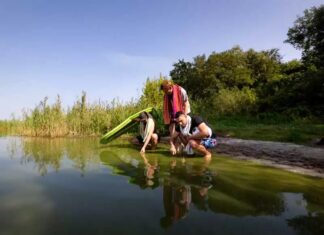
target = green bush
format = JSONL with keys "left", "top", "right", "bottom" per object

{"left": 211, "top": 87, "right": 257, "bottom": 115}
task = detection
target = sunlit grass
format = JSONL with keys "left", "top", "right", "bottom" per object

{"left": 208, "top": 115, "right": 324, "bottom": 145}
{"left": 0, "top": 92, "right": 149, "bottom": 137}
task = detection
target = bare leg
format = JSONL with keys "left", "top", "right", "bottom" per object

{"left": 169, "top": 123, "right": 176, "bottom": 138}
{"left": 150, "top": 133, "right": 158, "bottom": 150}
{"left": 188, "top": 139, "right": 212, "bottom": 159}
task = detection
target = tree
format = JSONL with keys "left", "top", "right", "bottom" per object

{"left": 285, "top": 5, "right": 324, "bottom": 116}
{"left": 139, "top": 76, "right": 164, "bottom": 109}
{"left": 245, "top": 48, "right": 282, "bottom": 91}
{"left": 286, "top": 5, "right": 324, "bottom": 68}
{"left": 206, "top": 46, "right": 253, "bottom": 90}
{"left": 170, "top": 59, "right": 194, "bottom": 88}
{"left": 170, "top": 46, "right": 282, "bottom": 102}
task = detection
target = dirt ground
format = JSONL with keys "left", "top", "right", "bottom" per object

{"left": 213, "top": 137, "right": 324, "bottom": 177}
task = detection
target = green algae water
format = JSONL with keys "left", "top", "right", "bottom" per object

{"left": 0, "top": 137, "right": 323, "bottom": 235}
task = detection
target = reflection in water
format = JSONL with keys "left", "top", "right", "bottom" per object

{"left": 2, "top": 137, "right": 324, "bottom": 234}
{"left": 100, "top": 150, "right": 215, "bottom": 227}
{"left": 160, "top": 158, "right": 214, "bottom": 228}
{"left": 99, "top": 149, "right": 324, "bottom": 234}
{"left": 161, "top": 181, "right": 191, "bottom": 228}
{"left": 287, "top": 213, "right": 324, "bottom": 235}
{"left": 8, "top": 137, "right": 100, "bottom": 175}
{"left": 140, "top": 153, "right": 159, "bottom": 187}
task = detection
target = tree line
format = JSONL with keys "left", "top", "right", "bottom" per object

{"left": 169, "top": 5, "right": 324, "bottom": 118}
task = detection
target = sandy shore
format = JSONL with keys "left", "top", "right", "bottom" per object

{"left": 213, "top": 137, "right": 324, "bottom": 178}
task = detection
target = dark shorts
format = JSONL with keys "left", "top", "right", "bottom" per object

{"left": 136, "top": 133, "right": 160, "bottom": 143}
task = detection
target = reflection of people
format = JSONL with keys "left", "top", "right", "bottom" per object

{"left": 160, "top": 158, "right": 215, "bottom": 228}
{"left": 170, "top": 111, "right": 217, "bottom": 160}
{"left": 140, "top": 153, "right": 158, "bottom": 187}
{"left": 160, "top": 80, "right": 191, "bottom": 142}
{"left": 160, "top": 180, "right": 191, "bottom": 228}
{"left": 117, "top": 153, "right": 159, "bottom": 189}
{"left": 191, "top": 167, "right": 214, "bottom": 211}
{"left": 132, "top": 112, "right": 159, "bottom": 153}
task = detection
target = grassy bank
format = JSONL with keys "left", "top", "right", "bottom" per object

{"left": 207, "top": 115, "right": 324, "bottom": 145}
{"left": 2, "top": 112, "right": 323, "bottom": 146}
{"left": 0, "top": 93, "right": 148, "bottom": 137}
{"left": 0, "top": 78, "right": 166, "bottom": 138}
{"left": 0, "top": 78, "right": 323, "bottom": 145}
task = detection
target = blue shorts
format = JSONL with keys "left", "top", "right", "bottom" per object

{"left": 201, "top": 138, "right": 217, "bottom": 149}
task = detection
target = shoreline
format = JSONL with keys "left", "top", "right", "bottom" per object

{"left": 214, "top": 137, "right": 324, "bottom": 178}
{"left": 160, "top": 136, "right": 324, "bottom": 178}
{"left": 3, "top": 135, "right": 324, "bottom": 178}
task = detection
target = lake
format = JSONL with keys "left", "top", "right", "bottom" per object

{"left": 0, "top": 137, "right": 323, "bottom": 235}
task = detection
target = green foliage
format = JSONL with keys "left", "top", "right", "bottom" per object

{"left": 260, "top": 59, "right": 324, "bottom": 116}
{"left": 0, "top": 76, "right": 168, "bottom": 137}
{"left": 139, "top": 76, "right": 164, "bottom": 109}
{"left": 282, "top": 5, "right": 324, "bottom": 116}
{"left": 212, "top": 87, "right": 257, "bottom": 115}
{"left": 286, "top": 5, "right": 324, "bottom": 67}
{"left": 169, "top": 7, "right": 324, "bottom": 117}
{"left": 169, "top": 59, "right": 193, "bottom": 91}
{"left": 208, "top": 47, "right": 254, "bottom": 89}
{"left": 0, "top": 92, "right": 141, "bottom": 137}
{"left": 170, "top": 46, "right": 282, "bottom": 115}
{"left": 23, "top": 95, "right": 67, "bottom": 137}
{"left": 0, "top": 120, "right": 21, "bottom": 135}
{"left": 246, "top": 48, "right": 282, "bottom": 89}
{"left": 66, "top": 94, "right": 140, "bottom": 136}
{"left": 171, "top": 47, "right": 271, "bottom": 101}
{"left": 172, "top": 47, "right": 282, "bottom": 97}
{"left": 209, "top": 114, "right": 324, "bottom": 144}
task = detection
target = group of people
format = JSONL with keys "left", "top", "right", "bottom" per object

{"left": 133, "top": 80, "right": 217, "bottom": 159}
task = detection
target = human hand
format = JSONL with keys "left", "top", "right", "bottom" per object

{"left": 170, "top": 159, "right": 176, "bottom": 168}
{"left": 140, "top": 147, "right": 146, "bottom": 153}
{"left": 170, "top": 146, "right": 177, "bottom": 155}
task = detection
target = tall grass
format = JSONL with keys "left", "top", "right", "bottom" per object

{"left": 1, "top": 77, "right": 322, "bottom": 144}
{"left": 1, "top": 91, "right": 146, "bottom": 137}
{"left": 0, "top": 76, "right": 167, "bottom": 137}
{"left": 0, "top": 119, "right": 24, "bottom": 136}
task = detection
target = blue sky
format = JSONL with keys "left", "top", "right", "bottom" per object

{"left": 0, "top": 0, "right": 323, "bottom": 119}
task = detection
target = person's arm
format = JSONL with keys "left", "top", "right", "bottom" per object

{"left": 170, "top": 131, "right": 180, "bottom": 155}
{"left": 140, "top": 152, "right": 150, "bottom": 166}
{"left": 140, "top": 120, "right": 154, "bottom": 153}
{"left": 188, "top": 122, "right": 210, "bottom": 140}
{"left": 184, "top": 100, "right": 190, "bottom": 114}
{"left": 180, "top": 87, "right": 190, "bottom": 114}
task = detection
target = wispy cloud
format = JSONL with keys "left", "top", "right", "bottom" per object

{"left": 102, "top": 52, "right": 175, "bottom": 78}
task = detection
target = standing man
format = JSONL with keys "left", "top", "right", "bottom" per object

{"left": 160, "top": 80, "right": 191, "bottom": 140}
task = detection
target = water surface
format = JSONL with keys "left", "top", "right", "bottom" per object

{"left": 0, "top": 137, "right": 323, "bottom": 235}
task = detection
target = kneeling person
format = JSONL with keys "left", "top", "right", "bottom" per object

{"left": 133, "top": 112, "right": 159, "bottom": 153}
{"left": 170, "top": 111, "right": 217, "bottom": 159}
